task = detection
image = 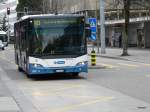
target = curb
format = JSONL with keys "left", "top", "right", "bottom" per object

{"left": 92, "top": 54, "right": 150, "bottom": 64}
{"left": 88, "top": 65, "right": 107, "bottom": 69}
{"left": 97, "top": 55, "right": 129, "bottom": 61}
{"left": 88, "top": 54, "right": 129, "bottom": 61}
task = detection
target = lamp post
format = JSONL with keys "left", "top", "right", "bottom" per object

{"left": 95, "top": 0, "right": 100, "bottom": 53}
{"left": 8, "top": 14, "right": 10, "bottom": 43}
{"left": 99, "top": 0, "right": 106, "bottom": 54}
{"left": 7, "top": 7, "right": 10, "bottom": 43}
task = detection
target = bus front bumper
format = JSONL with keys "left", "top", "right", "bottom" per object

{"left": 28, "top": 64, "right": 88, "bottom": 75}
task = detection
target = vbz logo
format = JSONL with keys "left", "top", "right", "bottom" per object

{"left": 54, "top": 61, "right": 65, "bottom": 64}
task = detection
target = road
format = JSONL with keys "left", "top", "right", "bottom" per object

{"left": 0, "top": 45, "right": 150, "bottom": 112}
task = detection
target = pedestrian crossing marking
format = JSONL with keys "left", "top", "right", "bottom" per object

{"left": 98, "top": 63, "right": 118, "bottom": 69}
{"left": 117, "top": 63, "right": 138, "bottom": 67}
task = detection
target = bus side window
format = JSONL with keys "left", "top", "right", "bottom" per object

{"left": 24, "top": 25, "right": 28, "bottom": 51}
{"left": 20, "top": 25, "right": 25, "bottom": 51}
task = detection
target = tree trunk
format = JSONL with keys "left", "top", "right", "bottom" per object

{"left": 51, "top": 0, "right": 58, "bottom": 14}
{"left": 122, "top": 0, "right": 130, "bottom": 56}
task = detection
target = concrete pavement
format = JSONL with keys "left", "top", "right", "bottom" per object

{"left": 0, "top": 63, "right": 40, "bottom": 112}
{"left": 0, "top": 45, "right": 150, "bottom": 112}
{"left": 88, "top": 47, "right": 150, "bottom": 64}
{"left": 0, "top": 67, "right": 20, "bottom": 112}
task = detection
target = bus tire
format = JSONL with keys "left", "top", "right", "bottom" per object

{"left": 18, "top": 66, "right": 23, "bottom": 72}
{"left": 2, "top": 47, "right": 4, "bottom": 50}
{"left": 27, "top": 74, "right": 33, "bottom": 78}
{"left": 72, "top": 73, "right": 79, "bottom": 77}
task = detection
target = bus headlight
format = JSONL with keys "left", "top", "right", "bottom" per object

{"left": 0, "top": 44, "right": 4, "bottom": 47}
{"left": 76, "top": 61, "right": 88, "bottom": 66}
{"left": 31, "top": 64, "right": 43, "bottom": 68}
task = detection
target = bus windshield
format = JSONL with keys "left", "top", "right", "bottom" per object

{"left": 30, "top": 17, "right": 86, "bottom": 57}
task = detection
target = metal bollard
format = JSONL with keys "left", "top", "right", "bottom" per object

{"left": 91, "top": 50, "right": 96, "bottom": 66}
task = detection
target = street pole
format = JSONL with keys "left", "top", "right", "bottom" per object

{"left": 42, "top": 0, "right": 45, "bottom": 14}
{"left": 54, "top": 0, "right": 58, "bottom": 14}
{"left": 7, "top": 14, "right": 10, "bottom": 43}
{"left": 99, "top": 0, "right": 106, "bottom": 54}
{"left": 96, "top": 0, "right": 100, "bottom": 53}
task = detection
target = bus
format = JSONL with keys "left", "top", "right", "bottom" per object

{"left": 0, "top": 31, "right": 8, "bottom": 47}
{"left": 14, "top": 14, "right": 90, "bottom": 77}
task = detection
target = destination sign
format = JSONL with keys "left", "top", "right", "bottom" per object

{"left": 34, "top": 19, "right": 79, "bottom": 27}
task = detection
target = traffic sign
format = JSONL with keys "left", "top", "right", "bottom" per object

{"left": 88, "top": 18, "right": 97, "bottom": 41}
{"left": 89, "top": 18, "right": 96, "bottom": 27}
{"left": 91, "top": 27, "right": 96, "bottom": 33}
{"left": 89, "top": 18, "right": 97, "bottom": 33}
{"left": 90, "top": 33, "right": 96, "bottom": 41}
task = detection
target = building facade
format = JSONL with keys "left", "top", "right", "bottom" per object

{"left": 51, "top": 0, "right": 150, "bottom": 48}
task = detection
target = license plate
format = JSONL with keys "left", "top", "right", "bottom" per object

{"left": 56, "top": 70, "right": 64, "bottom": 73}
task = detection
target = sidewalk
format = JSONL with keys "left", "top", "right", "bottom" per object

{"left": 0, "top": 68, "right": 20, "bottom": 112}
{"left": 88, "top": 47, "right": 150, "bottom": 64}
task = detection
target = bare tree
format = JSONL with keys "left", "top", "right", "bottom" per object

{"left": 50, "top": 0, "right": 65, "bottom": 14}
{"left": 121, "top": 0, "right": 150, "bottom": 56}
{"left": 42, "top": 0, "right": 50, "bottom": 14}
{"left": 0, "top": 14, "right": 8, "bottom": 31}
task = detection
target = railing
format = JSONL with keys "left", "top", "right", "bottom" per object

{"left": 105, "top": 9, "right": 150, "bottom": 21}
{"left": 105, "top": 16, "right": 150, "bottom": 25}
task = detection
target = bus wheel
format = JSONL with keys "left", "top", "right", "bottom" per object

{"left": 2, "top": 47, "right": 4, "bottom": 50}
{"left": 72, "top": 73, "right": 79, "bottom": 77}
{"left": 18, "top": 66, "right": 23, "bottom": 72}
{"left": 27, "top": 74, "right": 33, "bottom": 78}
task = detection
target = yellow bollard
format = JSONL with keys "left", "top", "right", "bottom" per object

{"left": 91, "top": 50, "right": 96, "bottom": 66}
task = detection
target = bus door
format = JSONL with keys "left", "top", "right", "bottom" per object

{"left": 23, "top": 25, "right": 28, "bottom": 72}
{"left": 19, "top": 24, "right": 26, "bottom": 69}
{"left": 20, "top": 25, "right": 28, "bottom": 71}
{"left": 18, "top": 25, "right": 23, "bottom": 68}
{"left": 14, "top": 24, "right": 20, "bottom": 65}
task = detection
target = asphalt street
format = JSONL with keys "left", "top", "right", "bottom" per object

{"left": 0, "top": 45, "right": 150, "bottom": 112}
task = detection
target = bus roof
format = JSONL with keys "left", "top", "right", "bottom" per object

{"left": 17, "top": 14, "right": 84, "bottom": 23}
{"left": 0, "top": 31, "right": 6, "bottom": 35}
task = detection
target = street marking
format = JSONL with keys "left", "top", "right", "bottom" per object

{"left": 49, "top": 96, "right": 114, "bottom": 112}
{"left": 146, "top": 74, "right": 150, "bottom": 77}
{"left": 23, "top": 83, "right": 86, "bottom": 88}
{"left": 32, "top": 85, "right": 85, "bottom": 97}
{"left": 56, "top": 94, "right": 113, "bottom": 100}
{"left": 54, "top": 85, "right": 84, "bottom": 92}
{"left": 33, "top": 90, "right": 112, "bottom": 100}
{"left": 117, "top": 63, "right": 138, "bottom": 67}
{"left": 142, "top": 63, "right": 150, "bottom": 66}
{"left": 99, "top": 63, "right": 118, "bottom": 69}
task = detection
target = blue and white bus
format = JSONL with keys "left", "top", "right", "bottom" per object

{"left": 14, "top": 14, "right": 90, "bottom": 77}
